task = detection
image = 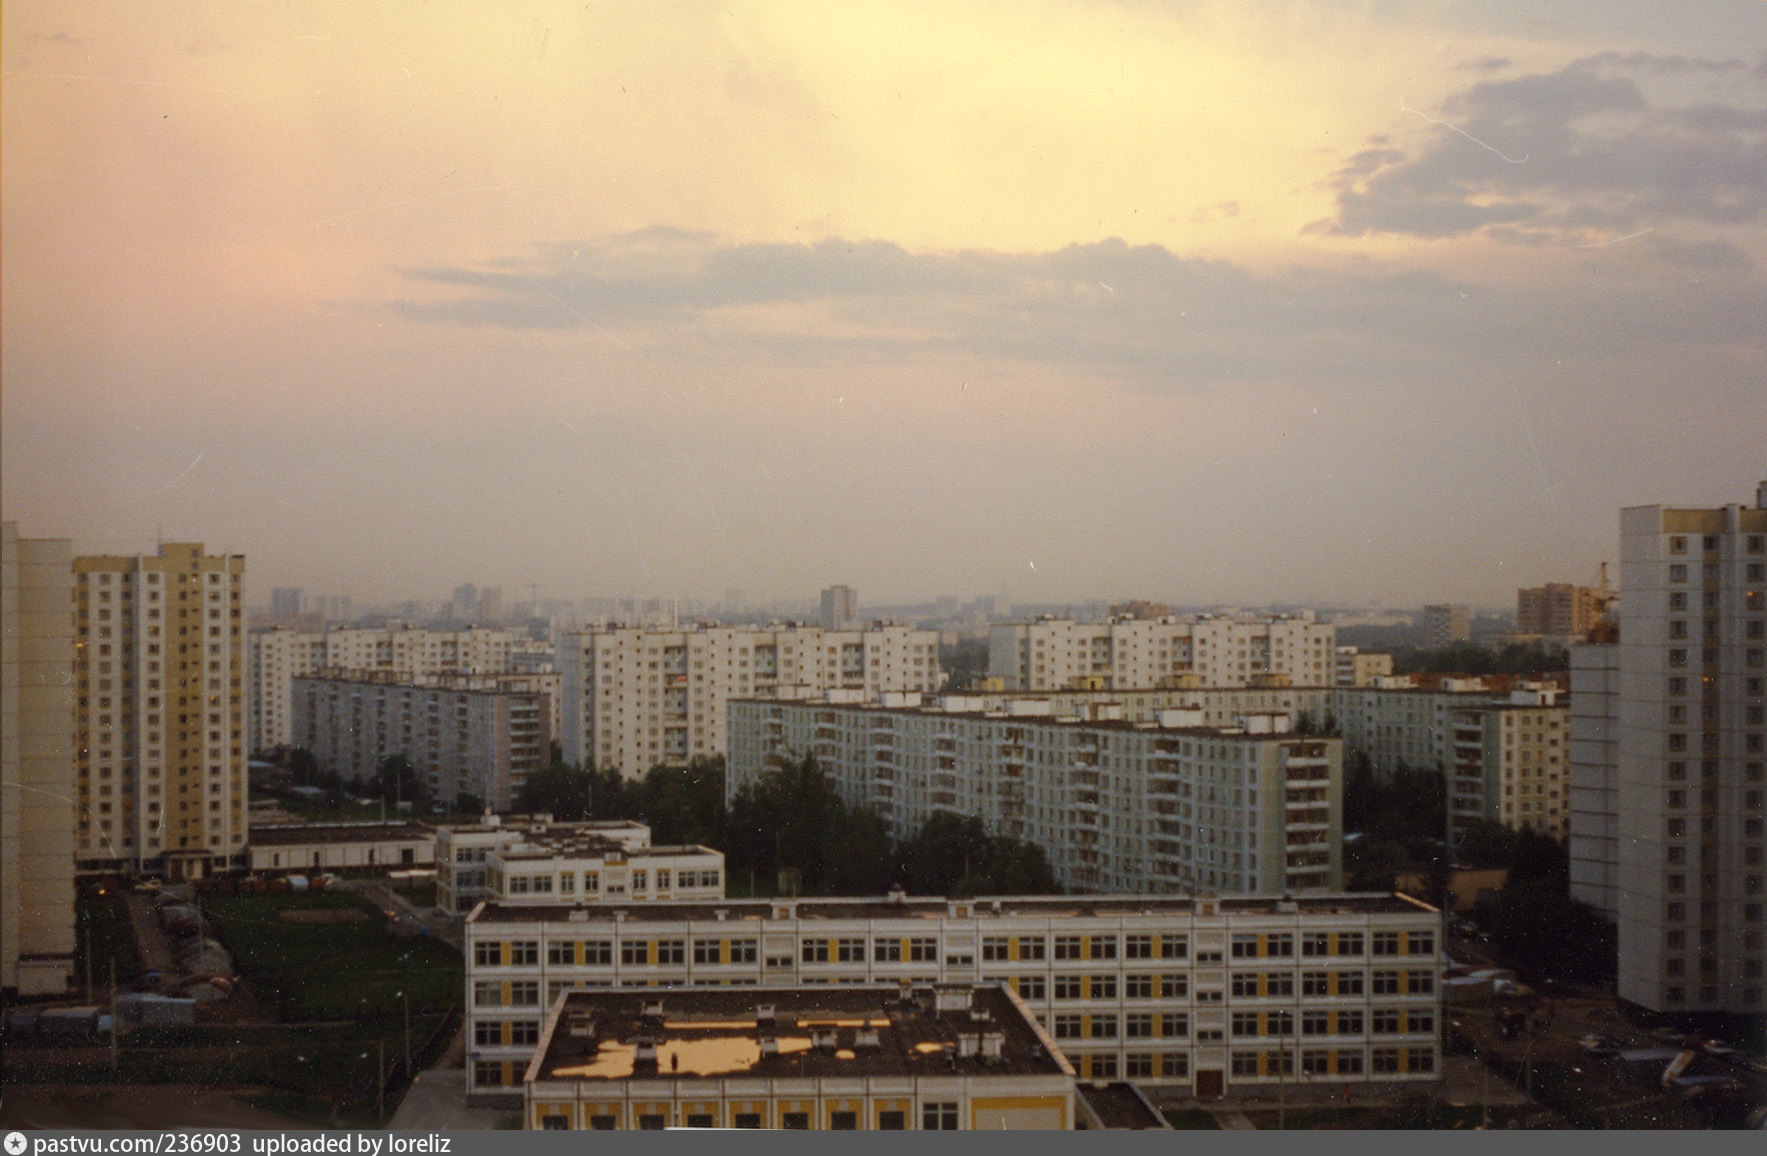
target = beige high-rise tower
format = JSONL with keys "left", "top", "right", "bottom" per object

{"left": 73, "top": 542, "right": 247, "bottom": 879}
{"left": 2, "top": 522, "right": 78, "bottom": 996}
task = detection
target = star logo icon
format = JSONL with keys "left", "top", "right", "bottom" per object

{"left": 5, "top": 1131, "right": 29, "bottom": 1155}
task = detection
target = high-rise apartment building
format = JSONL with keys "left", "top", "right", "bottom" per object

{"left": 2, "top": 523, "right": 77, "bottom": 996}
{"left": 820, "top": 585, "right": 858, "bottom": 631}
{"left": 1446, "top": 692, "right": 1569, "bottom": 842}
{"left": 987, "top": 616, "right": 1335, "bottom": 691}
{"left": 1421, "top": 605, "right": 1470, "bottom": 648}
{"left": 249, "top": 625, "right": 529, "bottom": 751}
{"left": 1569, "top": 484, "right": 1767, "bottom": 1015}
{"left": 557, "top": 624, "right": 942, "bottom": 778}
{"left": 292, "top": 670, "right": 553, "bottom": 811}
{"left": 1516, "top": 583, "right": 1606, "bottom": 638}
{"left": 729, "top": 695, "right": 1342, "bottom": 895}
{"left": 73, "top": 543, "right": 247, "bottom": 879}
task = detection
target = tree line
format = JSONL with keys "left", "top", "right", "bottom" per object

{"left": 514, "top": 754, "right": 1060, "bottom": 899}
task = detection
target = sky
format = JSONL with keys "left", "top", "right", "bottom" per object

{"left": 5, "top": 1, "right": 1764, "bottom": 612}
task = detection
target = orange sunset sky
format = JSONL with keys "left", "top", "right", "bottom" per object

{"left": 5, "top": 1, "right": 1764, "bottom": 609}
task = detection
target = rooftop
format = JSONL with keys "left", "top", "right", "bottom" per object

{"left": 470, "top": 891, "right": 1436, "bottom": 925}
{"left": 247, "top": 821, "right": 434, "bottom": 846}
{"left": 526, "top": 984, "right": 1069, "bottom": 1085}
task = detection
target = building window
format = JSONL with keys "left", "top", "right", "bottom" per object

{"left": 922, "top": 1103, "right": 958, "bottom": 1131}
{"left": 1124, "top": 934, "right": 1153, "bottom": 959}
{"left": 509, "top": 941, "right": 538, "bottom": 966}
{"left": 876, "top": 1112, "right": 904, "bottom": 1130}
{"left": 829, "top": 1111, "right": 857, "bottom": 1130}
{"left": 1337, "top": 933, "right": 1364, "bottom": 956}
{"left": 874, "top": 939, "right": 902, "bottom": 962}
{"left": 802, "top": 940, "right": 830, "bottom": 963}
{"left": 1054, "top": 935, "right": 1083, "bottom": 960}
{"left": 908, "top": 937, "right": 937, "bottom": 962}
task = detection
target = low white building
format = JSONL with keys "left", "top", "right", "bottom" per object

{"left": 522, "top": 983, "right": 1076, "bottom": 1130}
{"left": 246, "top": 821, "right": 436, "bottom": 873}
{"left": 437, "top": 817, "right": 650, "bottom": 914}
{"left": 467, "top": 891, "right": 1443, "bottom": 1101}
{"left": 487, "top": 837, "right": 724, "bottom": 906}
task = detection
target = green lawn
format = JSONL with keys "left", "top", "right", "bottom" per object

{"left": 201, "top": 891, "right": 461, "bottom": 1024}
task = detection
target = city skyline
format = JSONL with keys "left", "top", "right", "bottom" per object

{"left": 5, "top": 2, "right": 1763, "bottom": 609}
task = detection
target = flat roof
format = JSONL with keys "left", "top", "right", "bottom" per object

{"left": 248, "top": 822, "right": 434, "bottom": 846}
{"left": 494, "top": 841, "right": 719, "bottom": 862}
{"left": 470, "top": 891, "right": 1435, "bottom": 925}
{"left": 528, "top": 984, "right": 1067, "bottom": 1084}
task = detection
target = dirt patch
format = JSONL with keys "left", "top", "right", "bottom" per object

{"left": 277, "top": 907, "right": 367, "bottom": 924}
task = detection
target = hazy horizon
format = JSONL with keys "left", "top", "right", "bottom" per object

{"left": 6, "top": 2, "right": 1763, "bottom": 610}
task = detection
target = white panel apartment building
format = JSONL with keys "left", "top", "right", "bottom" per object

{"left": 987, "top": 616, "right": 1335, "bottom": 691}
{"left": 73, "top": 543, "right": 248, "bottom": 879}
{"left": 1569, "top": 484, "right": 1767, "bottom": 1015}
{"left": 558, "top": 624, "right": 942, "bottom": 778}
{"left": 464, "top": 893, "right": 1443, "bottom": 1100}
{"left": 292, "top": 670, "right": 553, "bottom": 811}
{"left": 250, "top": 626, "right": 528, "bottom": 752}
{"left": 729, "top": 696, "right": 1341, "bottom": 896}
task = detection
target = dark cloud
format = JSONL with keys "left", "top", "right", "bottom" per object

{"left": 1318, "top": 54, "right": 1767, "bottom": 248}
{"left": 390, "top": 230, "right": 1760, "bottom": 399}
{"left": 1457, "top": 56, "right": 1512, "bottom": 73}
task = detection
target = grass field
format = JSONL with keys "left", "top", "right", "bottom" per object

{"left": 202, "top": 890, "right": 461, "bottom": 1024}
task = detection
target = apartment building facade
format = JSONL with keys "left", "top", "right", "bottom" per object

{"left": 72, "top": 543, "right": 248, "bottom": 879}
{"left": 1516, "top": 583, "right": 1607, "bottom": 639}
{"left": 987, "top": 616, "right": 1336, "bottom": 692}
{"left": 556, "top": 624, "right": 942, "bottom": 778}
{"left": 1569, "top": 484, "right": 1767, "bottom": 1015}
{"left": 1446, "top": 692, "right": 1569, "bottom": 841}
{"left": 1421, "top": 605, "right": 1470, "bottom": 648}
{"left": 291, "top": 669, "right": 553, "bottom": 811}
{"left": 729, "top": 695, "right": 1342, "bottom": 896}
{"left": 249, "top": 625, "right": 532, "bottom": 751}
{"left": 465, "top": 893, "right": 1443, "bottom": 1101}
{"left": 2, "top": 524, "right": 77, "bottom": 995}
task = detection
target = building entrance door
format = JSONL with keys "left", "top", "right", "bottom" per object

{"left": 1196, "top": 1069, "right": 1224, "bottom": 1098}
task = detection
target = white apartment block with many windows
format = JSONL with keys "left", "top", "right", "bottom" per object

{"left": 729, "top": 695, "right": 1341, "bottom": 895}
{"left": 557, "top": 623, "right": 941, "bottom": 778}
{"left": 987, "top": 616, "right": 1335, "bottom": 692}
{"left": 464, "top": 892, "right": 1442, "bottom": 1101}
{"left": 73, "top": 543, "right": 248, "bottom": 879}
{"left": 1570, "top": 484, "right": 1767, "bottom": 1015}
{"left": 292, "top": 670, "right": 552, "bottom": 811}
{"left": 249, "top": 626, "right": 531, "bottom": 752}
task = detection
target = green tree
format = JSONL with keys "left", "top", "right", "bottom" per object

{"left": 286, "top": 746, "right": 320, "bottom": 786}
{"left": 372, "top": 754, "right": 424, "bottom": 805}
{"left": 513, "top": 762, "right": 595, "bottom": 820}
{"left": 627, "top": 758, "right": 725, "bottom": 847}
